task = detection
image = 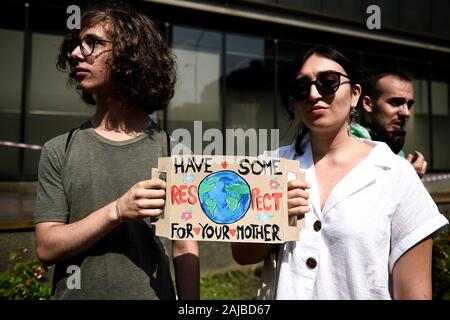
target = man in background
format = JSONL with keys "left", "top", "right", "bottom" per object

{"left": 356, "top": 71, "right": 427, "bottom": 178}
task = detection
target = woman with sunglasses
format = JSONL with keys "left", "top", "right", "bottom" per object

{"left": 232, "top": 46, "right": 448, "bottom": 299}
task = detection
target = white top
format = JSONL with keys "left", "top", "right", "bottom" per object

{"left": 265, "top": 139, "right": 448, "bottom": 300}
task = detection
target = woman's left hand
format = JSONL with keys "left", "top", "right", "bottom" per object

{"left": 287, "top": 180, "right": 311, "bottom": 217}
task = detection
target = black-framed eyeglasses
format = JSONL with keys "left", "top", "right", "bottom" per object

{"left": 65, "top": 36, "right": 113, "bottom": 58}
{"left": 289, "top": 71, "right": 352, "bottom": 102}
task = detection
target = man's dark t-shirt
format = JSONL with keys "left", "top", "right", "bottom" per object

{"left": 35, "top": 124, "right": 175, "bottom": 299}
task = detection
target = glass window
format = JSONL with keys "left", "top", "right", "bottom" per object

{"left": 322, "top": 0, "right": 363, "bottom": 22}
{"left": 431, "top": 0, "right": 450, "bottom": 39}
{"left": 399, "top": 0, "right": 431, "bottom": 35}
{"left": 0, "top": 29, "right": 24, "bottom": 178}
{"left": 278, "top": 0, "right": 322, "bottom": 13}
{"left": 410, "top": 78, "right": 429, "bottom": 116}
{"left": 169, "top": 26, "right": 222, "bottom": 154}
{"left": 431, "top": 65, "right": 450, "bottom": 170}
{"left": 398, "top": 60, "right": 429, "bottom": 115}
{"left": 24, "top": 32, "right": 93, "bottom": 175}
{"left": 276, "top": 41, "right": 308, "bottom": 147}
{"left": 397, "top": 60, "right": 431, "bottom": 168}
{"left": 361, "top": 53, "right": 396, "bottom": 74}
{"left": 225, "top": 34, "right": 275, "bottom": 156}
{"left": 431, "top": 81, "right": 449, "bottom": 116}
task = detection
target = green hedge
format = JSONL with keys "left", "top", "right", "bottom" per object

{"left": 0, "top": 246, "right": 51, "bottom": 300}
{"left": 432, "top": 230, "right": 450, "bottom": 300}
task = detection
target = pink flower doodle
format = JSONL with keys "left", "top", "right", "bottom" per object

{"left": 269, "top": 179, "right": 281, "bottom": 190}
{"left": 181, "top": 209, "right": 193, "bottom": 221}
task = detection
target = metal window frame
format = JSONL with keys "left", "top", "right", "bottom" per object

{"left": 19, "top": 3, "right": 31, "bottom": 176}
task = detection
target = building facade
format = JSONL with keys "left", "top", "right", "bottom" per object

{"left": 1, "top": 0, "right": 450, "bottom": 178}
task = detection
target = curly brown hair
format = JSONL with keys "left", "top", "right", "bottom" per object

{"left": 57, "top": 1, "right": 176, "bottom": 113}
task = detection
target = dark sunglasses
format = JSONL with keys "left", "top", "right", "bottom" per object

{"left": 289, "top": 71, "right": 352, "bottom": 102}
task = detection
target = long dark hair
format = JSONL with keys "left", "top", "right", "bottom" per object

{"left": 57, "top": 1, "right": 176, "bottom": 114}
{"left": 280, "top": 46, "right": 358, "bottom": 155}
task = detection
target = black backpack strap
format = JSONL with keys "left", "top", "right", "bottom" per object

{"left": 165, "top": 131, "right": 171, "bottom": 157}
{"left": 65, "top": 128, "right": 78, "bottom": 152}
{"left": 64, "top": 121, "right": 89, "bottom": 153}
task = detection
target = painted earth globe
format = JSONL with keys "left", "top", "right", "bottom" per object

{"left": 198, "top": 170, "right": 251, "bottom": 224}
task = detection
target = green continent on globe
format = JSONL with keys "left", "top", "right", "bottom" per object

{"left": 199, "top": 180, "right": 216, "bottom": 197}
{"left": 225, "top": 184, "right": 250, "bottom": 212}
{"left": 204, "top": 198, "right": 217, "bottom": 216}
{"left": 225, "top": 196, "right": 239, "bottom": 212}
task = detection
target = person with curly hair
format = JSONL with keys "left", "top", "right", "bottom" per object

{"left": 34, "top": 2, "right": 199, "bottom": 300}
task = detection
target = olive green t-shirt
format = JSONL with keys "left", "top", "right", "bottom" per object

{"left": 34, "top": 123, "right": 175, "bottom": 300}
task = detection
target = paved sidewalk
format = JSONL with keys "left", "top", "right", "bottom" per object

{"left": 0, "top": 195, "right": 35, "bottom": 229}
{"left": 0, "top": 182, "right": 37, "bottom": 230}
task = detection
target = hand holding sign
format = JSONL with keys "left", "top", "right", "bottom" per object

{"left": 287, "top": 180, "right": 311, "bottom": 218}
{"left": 117, "top": 179, "right": 166, "bottom": 221}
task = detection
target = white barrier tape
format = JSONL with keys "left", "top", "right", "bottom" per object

{"left": 0, "top": 140, "right": 42, "bottom": 150}
{"left": 0, "top": 139, "right": 449, "bottom": 180}
{"left": 422, "top": 174, "right": 450, "bottom": 183}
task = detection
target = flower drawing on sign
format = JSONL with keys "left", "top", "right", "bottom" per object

{"left": 257, "top": 212, "right": 274, "bottom": 223}
{"left": 181, "top": 208, "right": 193, "bottom": 221}
{"left": 269, "top": 178, "right": 281, "bottom": 190}
{"left": 181, "top": 173, "right": 195, "bottom": 185}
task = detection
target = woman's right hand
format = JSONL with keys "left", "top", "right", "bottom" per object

{"left": 116, "top": 179, "right": 166, "bottom": 221}
{"left": 287, "top": 179, "right": 311, "bottom": 218}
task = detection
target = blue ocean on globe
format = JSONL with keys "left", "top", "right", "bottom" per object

{"left": 198, "top": 170, "right": 251, "bottom": 224}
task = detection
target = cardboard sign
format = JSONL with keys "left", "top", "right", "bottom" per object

{"left": 151, "top": 156, "right": 304, "bottom": 243}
